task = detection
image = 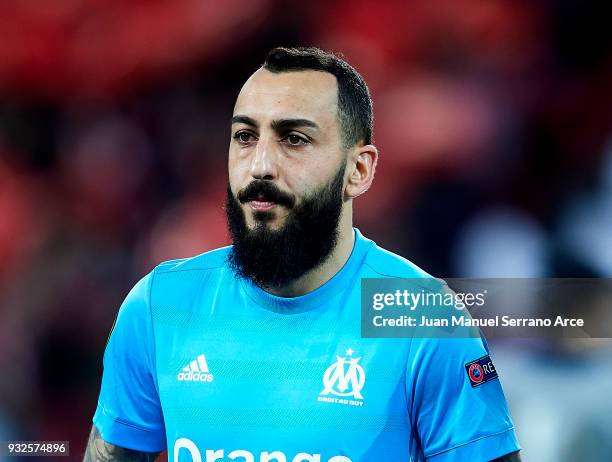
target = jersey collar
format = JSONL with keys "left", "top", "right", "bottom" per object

{"left": 239, "top": 228, "right": 372, "bottom": 314}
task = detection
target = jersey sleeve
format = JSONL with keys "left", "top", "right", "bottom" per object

{"left": 406, "top": 334, "right": 520, "bottom": 461}
{"left": 93, "top": 272, "right": 166, "bottom": 452}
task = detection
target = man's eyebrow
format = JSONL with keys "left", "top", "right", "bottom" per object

{"left": 271, "top": 118, "right": 320, "bottom": 131}
{"left": 231, "top": 115, "right": 258, "bottom": 127}
{"left": 231, "top": 115, "right": 320, "bottom": 131}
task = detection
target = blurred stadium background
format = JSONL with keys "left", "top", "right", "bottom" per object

{"left": 0, "top": 0, "right": 611, "bottom": 460}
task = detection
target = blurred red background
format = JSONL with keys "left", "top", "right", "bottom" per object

{"left": 0, "top": 1, "right": 611, "bottom": 460}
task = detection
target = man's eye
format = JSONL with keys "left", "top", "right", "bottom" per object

{"left": 234, "top": 132, "right": 255, "bottom": 143}
{"left": 285, "top": 134, "right": 308, "bottom": 146}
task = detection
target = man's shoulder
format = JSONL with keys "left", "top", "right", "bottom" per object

{"left": 362, "top": 240, "right": 433, "bottom": 280}
{"left": 152, "top": 245, "right": 232, "bottom": 276}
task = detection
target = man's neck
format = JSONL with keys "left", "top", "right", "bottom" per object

{"left": 264, "top": 221, "right": 356, "bottom": 298}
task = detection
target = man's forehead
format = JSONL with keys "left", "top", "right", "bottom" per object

{"left": 233, "top": 68, "right": 338, "bottom": 123}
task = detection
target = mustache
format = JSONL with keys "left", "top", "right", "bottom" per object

{"left": 237, "top": 180, "right": 296, "bottom": 208}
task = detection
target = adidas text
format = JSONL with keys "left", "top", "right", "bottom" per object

{"left": 177, "top": 371, "right": 214, "bottom": 382}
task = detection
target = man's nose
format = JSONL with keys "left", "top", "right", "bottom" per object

{"left": 249, "top": 136, "right": 278, "bottom": 180}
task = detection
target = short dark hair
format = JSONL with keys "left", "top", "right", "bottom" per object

{"left": 262, "top": 47, "right": 373, "bottom": 149}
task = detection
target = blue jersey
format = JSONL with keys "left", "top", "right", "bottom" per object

{"left": 93, "top": 229, "right": 519, "bottom": 461}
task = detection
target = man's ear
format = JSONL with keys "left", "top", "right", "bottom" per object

{"left": 345, "top": 144, "right": 378, "bottom": 200}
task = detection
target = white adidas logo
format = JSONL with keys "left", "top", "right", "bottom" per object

{"left": 177, "top": 354, "right": 214, "bottom": 382}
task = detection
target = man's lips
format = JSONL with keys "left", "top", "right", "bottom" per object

{"left": 248, "top": 200, "right": 277, "bottom": 211}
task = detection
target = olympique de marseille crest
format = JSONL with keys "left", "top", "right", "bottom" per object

{"left": 318, "top": 348, "right": 366, "bottom": 407}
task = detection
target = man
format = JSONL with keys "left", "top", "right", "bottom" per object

{"left": 85, "top": 47, "right": 521, "bottom": 461}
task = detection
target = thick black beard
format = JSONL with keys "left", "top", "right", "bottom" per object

{"left": 225, "top": 161, "right": 346, "bottom": 290}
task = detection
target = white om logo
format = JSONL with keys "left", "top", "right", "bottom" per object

{"left": 320, "top": 349, "right": 366, "bottom": 399}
